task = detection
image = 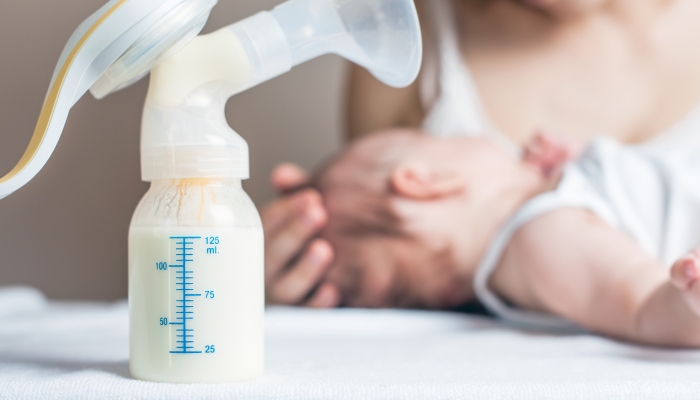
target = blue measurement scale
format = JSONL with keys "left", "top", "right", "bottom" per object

{"left": 169, "top": 236, "right": 201, "bottom": 354}
{"left": 130, "top": 226, "right": 263, "bottom": 381}
{"left": 165, "top": 236, "right": 218, "bottom": 355}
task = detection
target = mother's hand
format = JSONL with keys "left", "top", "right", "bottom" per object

{"left": 263, "top": 163, "right": 340, "bottom": 308}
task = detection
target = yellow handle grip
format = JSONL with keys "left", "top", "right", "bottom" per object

{"left": 0, "top": 0, "right": 128, "bottom": 196}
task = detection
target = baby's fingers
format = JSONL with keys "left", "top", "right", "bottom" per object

{"left": 670, "top": 250, "right": 700, "bottom": 290}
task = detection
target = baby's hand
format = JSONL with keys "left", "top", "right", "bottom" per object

{"left": 523, "top": 131, "right": 581, "bottom": 178}
{"left": 670, "top": 249, "right": 700, "bottom": 316}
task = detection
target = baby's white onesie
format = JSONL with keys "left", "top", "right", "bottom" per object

{"left": 474, "top": 138, "right": 700, "bottom": 329}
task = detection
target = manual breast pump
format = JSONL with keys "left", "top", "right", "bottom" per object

{"left": 0, "top": 0, "right": 422, "bottom": 383}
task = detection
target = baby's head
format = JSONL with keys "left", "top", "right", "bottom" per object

{"left": 315, "top": 130, "right": 549, "bottom": 309}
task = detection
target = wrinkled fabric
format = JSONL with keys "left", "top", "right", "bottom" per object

{"left": 2, "top": 286, "right": 700, "bottom": 399}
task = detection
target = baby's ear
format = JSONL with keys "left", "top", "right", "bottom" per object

{"left": 390, "top": 163, "right": 465, "bottom": 200}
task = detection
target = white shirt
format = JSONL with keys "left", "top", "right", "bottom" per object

{"left": 473, "top": 138, "right": 700, "bottom": 328}
{"left": 420, "top": 0, "right": 700, "bottom": 157}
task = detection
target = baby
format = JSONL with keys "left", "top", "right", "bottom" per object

{"left": 315, "top": 130, "right": 700, "bottom": 347}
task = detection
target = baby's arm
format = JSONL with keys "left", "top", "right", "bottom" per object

{"left": 490, "top": 209, "right": 700, "bottom": 347}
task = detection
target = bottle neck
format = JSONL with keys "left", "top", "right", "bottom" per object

{"left": 141, "top": 28, "right": 251, "bottom": 183}
{"left": 150, "top": 178, "right": 243, "bottom": 190}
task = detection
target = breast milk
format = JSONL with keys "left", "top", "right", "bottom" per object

{"left": 129, "top": 178, "right": 264, "bottom": 383}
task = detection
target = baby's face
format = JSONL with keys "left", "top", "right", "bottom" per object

{"left": 322, "top": 231, "right": 469, "bottom": 309}
{"left": 318, "top": 131, "right": 525, "bottom": 309}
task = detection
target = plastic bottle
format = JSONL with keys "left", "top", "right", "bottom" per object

{"left": 129, "top": 178, "right": 263, "bottom": 383}
{"left": 127, "top": 0, "right": 422, "bottom": 383}
{"left": 129, "top": 29, "right": 263, "bottom": 384}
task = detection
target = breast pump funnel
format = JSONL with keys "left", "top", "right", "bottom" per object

{"left": 271, "top": 0, "right": 422, "bottom": 88}
{"left": 141, "top": 0, "right": 422, "bottom": 182}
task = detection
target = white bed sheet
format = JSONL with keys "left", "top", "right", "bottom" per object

{"left": 2, "top": 286, "right": 700, "bottom": 399}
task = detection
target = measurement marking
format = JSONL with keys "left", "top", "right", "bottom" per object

{"left": 169, "top": 236, "right": 202, "bottom": 355}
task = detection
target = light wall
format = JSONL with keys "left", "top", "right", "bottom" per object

{"left": 0, "top": 0, "right": 345, "bottom": 300}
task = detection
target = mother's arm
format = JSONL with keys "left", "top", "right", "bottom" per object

{"left": 346, "top": 64, "right": 424, "bottom": 140}
{"left": 346, "top": 0, "right": 434, "bottom": 140}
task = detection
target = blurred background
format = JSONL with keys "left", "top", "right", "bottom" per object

{"left": 0, "top": 0, "right": 346, "bottom": 300}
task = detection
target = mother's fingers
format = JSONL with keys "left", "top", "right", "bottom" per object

{"left": 264, "top": 194, "right": 327, "bottom": 281}
{"left": 262, "top": 189, "right": 323, "bottom": 239}
{"left": 267, "top": 239, "right": 334, "bottom": 305}
{"left": 304, "top": 282, "right": 341, "bottom": 308}
{"left": 272, "top": 163, "right": 311, "bottom": 192}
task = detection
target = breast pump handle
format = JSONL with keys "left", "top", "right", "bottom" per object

{"left": 0, "top": 0, "right": 191, "bottom": 200}
{"left": 0, "top": 0, "right": 422, "bottom": 199}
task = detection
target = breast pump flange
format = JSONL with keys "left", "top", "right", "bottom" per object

{"left": 0, "top": 0, "right": 422, "bottom": 384}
